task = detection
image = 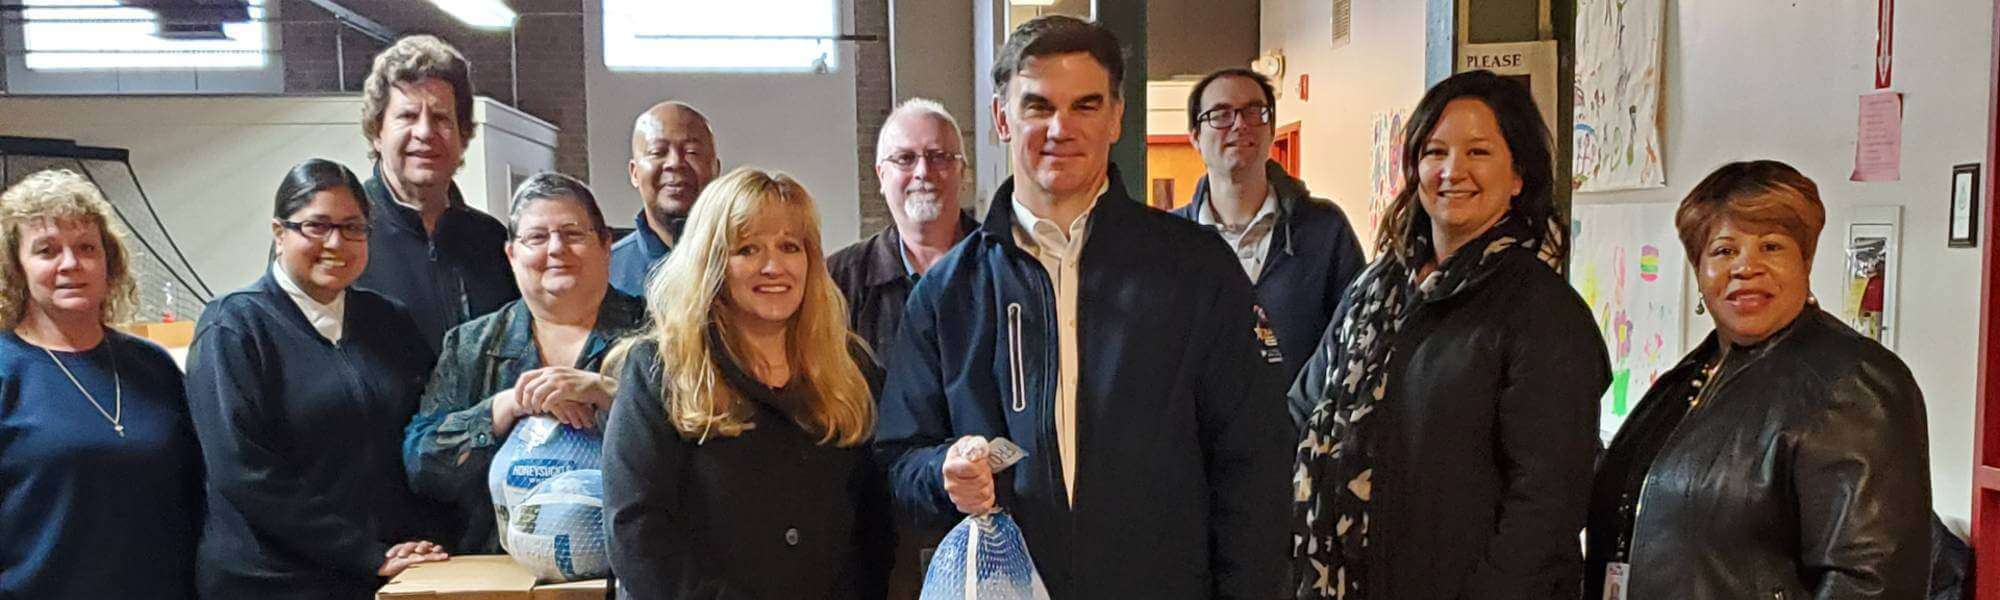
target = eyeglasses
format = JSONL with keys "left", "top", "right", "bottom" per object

{"left": 880, "top": 149, "right": 964, "bottom": 170}
{"left": 1197, "top": 105, "right": 1274, "bottom": 129}
{"left": 281, "top": 220, "right": 371, "bottom": 241}
{"left": 512, "top": 226, "right": 601, "bottom": 249}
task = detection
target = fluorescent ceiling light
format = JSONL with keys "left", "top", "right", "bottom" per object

{"left": 1011, "top": 0, "right": 1057, "bottom": 5}
{"left": 429, "top": 0, "right": 516, "bottom": 29}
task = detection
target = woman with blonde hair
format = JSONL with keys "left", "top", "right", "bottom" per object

{"left": 0, "top": 169, "right": 201, "bottom": 599}
{"left": 603, "top": 166, "right": 888, "bottom": 599}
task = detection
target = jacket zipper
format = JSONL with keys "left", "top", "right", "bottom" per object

{"left": 1007, "top": 303, "right": 1026, "bottom": 412}
{"left": 1625, "top": 352, "right": 1735, "bottom": 574}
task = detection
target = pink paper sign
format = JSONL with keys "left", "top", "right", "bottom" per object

{"left": 1851, "top": 91, "right": 1903, "bottom": 182}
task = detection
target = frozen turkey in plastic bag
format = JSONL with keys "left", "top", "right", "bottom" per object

{"left": 919, "top": 512, "right": 1051, "bottom": 600}
{"left": 919, "top": 437, "right": 1048, "bottom": 600}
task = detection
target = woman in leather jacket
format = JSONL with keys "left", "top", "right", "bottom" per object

{"left": 1585, "top": 160, "right": 1931, "bottom": 599}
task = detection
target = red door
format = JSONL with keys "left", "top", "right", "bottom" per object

{"left": 1971, "top": 2, "right": 2000, "bottom": 596}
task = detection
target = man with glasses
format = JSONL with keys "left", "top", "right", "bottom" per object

{"left": 874, "top": 17, "right": 1290, "bottom": 598}
{"left": 1174, "top": 68, "right": 1365, "bottom": 428}
{"left": 826, "top": 97, "right": 977, "bottom": 599}
{"left": 613, "top": 101, "right": 722, "bottom": 297}
{"left": 830, "top": 98, "right": 977, "bottom": 356}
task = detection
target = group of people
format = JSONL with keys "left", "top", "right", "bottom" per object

{"left": 0, "top": 14, "right": 1934, "bottom": 600}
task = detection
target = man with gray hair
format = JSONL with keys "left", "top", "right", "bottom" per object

{"left": 827, "top": 97, "right": 978, "bottom": 598}
{"left": 611, "top": 101, "right": 721, "bottom": 297}
{"left": 829, "top": 97, "right": 977, "bottom": 355}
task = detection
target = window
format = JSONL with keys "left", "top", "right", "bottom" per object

{"left": 4, "top": 0, "right": 280, "bottom": 93}
{"left": 602, "top": 0, "right": 840, "bottom": 73}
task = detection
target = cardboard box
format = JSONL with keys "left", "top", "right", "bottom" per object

{"left": 376, "top": 556, "right": 607, "bottom": 600}
{"left": 116, "top": 320, "right": 194, "bottom": 348}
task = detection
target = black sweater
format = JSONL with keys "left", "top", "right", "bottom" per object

{"left": 185, "top": 273, "right": 441, "bottom": 599}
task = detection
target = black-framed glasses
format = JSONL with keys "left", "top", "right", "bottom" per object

{"left": 512, "top": 226, "right": 601, "bottom": 249}
{"left": 280, "top": 219, "right": 371, "bottom": 241}
{"left": 880, "top": 149, "right": 964, "bottom": 170}
{"left": 1197, "top": 105, "right": 1274, "bottom": 129}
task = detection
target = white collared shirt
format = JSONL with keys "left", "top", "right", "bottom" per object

{"left": 1197, "top": 188, "right": 1281, "bottom": 282}
{"left": 1008, "top": 182, "right": 1106, "bottom": 506}
{"left": 271, "top": 261, "right": 346, "bottom": 343}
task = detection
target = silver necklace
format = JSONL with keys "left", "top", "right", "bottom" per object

{"left": 44, "top": 344, "right": 122, "bottom": 438}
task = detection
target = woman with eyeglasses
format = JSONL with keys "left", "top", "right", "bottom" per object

{"left": 403, "top": 172, "right": 642, "bottom": 554}
{"left": 0, "top": 169, "right": 201, "bottom": 599}
{"left": 186, "top": 159, "right": 450, "bottom": 599}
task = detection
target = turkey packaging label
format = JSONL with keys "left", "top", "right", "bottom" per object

{"left": 487, "top": 415, "right": 604, "bottom": 555}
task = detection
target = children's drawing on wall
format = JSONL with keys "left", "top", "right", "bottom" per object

{"left": 1574, "top": 0, "right": 1666, "bottom": 192}
{"left": 1571, "top": 203, "right": 1686, "bottom": 443}
{"left": 1367, "top": 110, "right": 1409, "bottom": 226}
{"left": 1844, "top": 237, "right": 1890, "bottom": 343}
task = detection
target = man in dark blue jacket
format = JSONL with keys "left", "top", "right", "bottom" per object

{"left": 874, "top": 15, "right": 1291, "bottom": 599}
{"left": 610, "top": 101, "right": 721, "bottom": 297}
{"left": 1172, "top": 68, "right": 1366, "bottom": 429}
{"left": 353, "top": 35, "right": 518, "bottom": 356}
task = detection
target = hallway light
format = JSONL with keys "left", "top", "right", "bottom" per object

{"left": 429, "top": 0, "right": 517, "bottom": 29}
{"left": 1010, "top": 0, "right": 1057, "bottom": 5}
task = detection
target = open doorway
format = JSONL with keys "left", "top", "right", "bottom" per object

{"left": 1144, "top": 122, "right": 1301, "bottom": 211}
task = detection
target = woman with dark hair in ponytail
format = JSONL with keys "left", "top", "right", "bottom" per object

{"left": 186, "top": 158, "right": 450, "bottom": 599}
{"left": 1289, "top": 70, "right": 1611, "bottom": 600}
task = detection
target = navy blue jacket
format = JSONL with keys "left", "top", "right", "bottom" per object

{"left": 874, "top": 168, "right": 1292, "bottom": 599}
{"left": 185, "top": 274, "right": 442, "bottom": 599}
{"left": 1172, "top": 160, "right": 1366, "bottom": 426}
{"left": 609, "top": 212, "right": 673, "bottom": 297}
{"left": 355, "top": 168, "right": 519, "bottom": 356}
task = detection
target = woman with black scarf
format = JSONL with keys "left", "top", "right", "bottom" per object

{"left": 1290, "top": 70, "right": 1611, "bottom": 600}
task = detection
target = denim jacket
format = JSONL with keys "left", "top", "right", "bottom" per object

{"left": 401, "top": 290, "right": 645, "bottom": 552}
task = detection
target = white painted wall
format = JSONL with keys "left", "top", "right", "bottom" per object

{"left": 0, "top": 94, "right": 555, "bottom": 295}
{"left": 1575, "top": 1, "right": 1992, "bottom": 521}
{"left": 1259, "top": 0, "right": 1430, "bottom": 250}
{"left": 581, "top": 0, "right": 864, "bottom": 250}
{"left": 1261, "top": 0, "right": 1992, "bottom": 521}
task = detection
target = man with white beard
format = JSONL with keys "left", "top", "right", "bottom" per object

{"left": 829, "top": 98, "right": 976, "bottom": 356}
{"left": 828, "top": 98, "right": 975, "bottom": 598}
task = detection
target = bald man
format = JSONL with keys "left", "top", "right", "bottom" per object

{"left": 610, "top": 101, "right": 721, "bottom": 296}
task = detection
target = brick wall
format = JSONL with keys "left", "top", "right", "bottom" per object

{"left": 278, "top": 0, "right": 592, "bottom": 183}
{"left": 854, "top": 0, "right": 892, "bottom": 236}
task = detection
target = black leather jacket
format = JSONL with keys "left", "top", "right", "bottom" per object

{"left": 1586, "top": 306, "right": 1931, "bottom": 599}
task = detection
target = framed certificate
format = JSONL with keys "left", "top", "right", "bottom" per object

{"left": 1951, "top": 163, "right": 1980, "bottom": 248}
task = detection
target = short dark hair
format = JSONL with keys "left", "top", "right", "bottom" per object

{"left": 508, "top": 172, "right": 610, "bottom": 237}
{"left": 1378, "top": 70, "right": 1559, "bottom": 263}
{"left": 1675, "top": 160, "right": 1826, "bottom": 264}
{"left": 991, "top": 15, "right": 1125, "bottom": 99}
{"left": 1186, "top": 68, "right": 1277, "bottom": 131}
{"left": 274, "top": 159, "right": 371, "bottom": 221}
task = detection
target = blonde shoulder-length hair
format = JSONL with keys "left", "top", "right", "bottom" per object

{"left": 611, "top": 167, "right": 874, "bottom": 446}
{"left": 0, "top": 169, "right": 140, "bottom": 329}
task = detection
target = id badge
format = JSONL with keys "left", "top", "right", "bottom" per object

{"left": 1601, "top": 562, "right": 1629, "bottom": 600}
{"left": 1252, "top": 304, "right": 1283, "bottom": 364}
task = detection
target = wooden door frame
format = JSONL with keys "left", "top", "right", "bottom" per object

{"left": 1275, "top": 121, "right": 1303, "bottom": 175}
{"left": 1973, "top": 1, "right": 2000, "bottom": 597}
{"left": 1144, "top": 123, "right": 1304, "bottom": 173}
